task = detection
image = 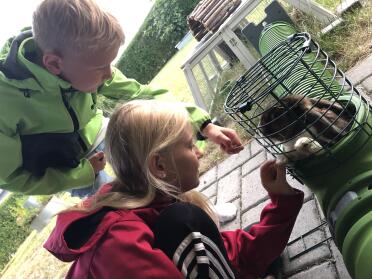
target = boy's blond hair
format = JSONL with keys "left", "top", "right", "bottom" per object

{"left": 32, "top": 0, "right": 125, "bottom": 56}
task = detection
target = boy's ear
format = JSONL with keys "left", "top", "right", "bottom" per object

{"left": 42, "top": 53, "right": 63, "bottom": 75}
{"left": 148, "top": 153, "right": 167, "bottom": 179}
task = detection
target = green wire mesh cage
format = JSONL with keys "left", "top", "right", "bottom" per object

{"left": 224, "top": 32, "right": 371, "bottom": 167}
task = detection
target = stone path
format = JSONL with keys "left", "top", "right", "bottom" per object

{"left": 30, "top": 196, "right": 67, "bottom": 232}
{"left": 197, "top": 53, "right": 372, "bottom": 279}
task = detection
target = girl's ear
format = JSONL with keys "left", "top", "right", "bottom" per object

{"left": 43, "top": 53, "right": 63, "bottom": 75}
{"left": 148, "top": 153, "right": 167, "bottom": 179}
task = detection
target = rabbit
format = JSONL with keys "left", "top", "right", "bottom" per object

{"left": 259, "top": 95, "right": 355, "bottom": 163}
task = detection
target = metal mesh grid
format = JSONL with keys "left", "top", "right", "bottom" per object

{"left": 224, "top": 32, "right": 371, "bottom": 164}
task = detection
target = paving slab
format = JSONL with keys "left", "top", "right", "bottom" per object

{"left": 241, "top": 168, "right": 268, "bottom": 211}
{"left": 198, "top": 166, "right": 217, "bottom": 190}
{"left": 250, "top": 139, "right": 265, "bottom": 156}
{"left": 289, "top": 200, "right": 323, "bottom": 242}
{"left": 30, "top": 197, "right": 66, "bottom": 232}
{"left": 201, "top": 182, "right": 217, "bottom": 199}
{"left": 287, "top": 261, "right": 337, "bottom": 279}
{"left": 241, "top": 150, "right": 267, "bottom": 176}
{"left": 283, "top": 199, "right": 332, "bottom": 275}
{"left": 329, "top": 240, "right": 352, "bottom": 279}
{"left": 217, "top": 153, "right": 241, "bottom": 178}
{"left": 345, "top": 54, "right": 372, "bottom": 85}
{"left": 361, "top": 75, "right": 372, "bottom": 94}
{"left": 217, "top": 168, "right": 241, "bottom": 203}
{"left": 209, "top": 195, "right": 217, "bottom": 205}
{"left": 216, "top": 145, "right": 251, "bottom": 179}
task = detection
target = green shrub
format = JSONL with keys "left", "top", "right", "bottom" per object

{"left": 116, "top": 0, "right": 200, "bottom": 84}
{"left": 0, "top": 193, "right": 50, "bottom": 270}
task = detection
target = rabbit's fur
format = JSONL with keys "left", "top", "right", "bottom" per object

{"left": 259, "top": 95, "right": 355, "bottom": 162}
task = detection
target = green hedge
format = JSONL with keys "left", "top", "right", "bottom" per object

{"left": 116, "top": 0, "right": 200, "bottom": 84}
{"left": 0, "top": 194, "right": 50, "bottom": 270}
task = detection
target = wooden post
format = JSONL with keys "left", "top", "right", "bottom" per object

{"left": 220, "top": 28, "right": 257, "bottom": 69}
{"left": 183, "top": 64, "right": 208, "bottom": 111}
{"left": 208, "top": 50, "right": 223, "bottom": 74}
{"left": 287, "top": 0, "right": 337, "bottom": 24}
{"left": 198, "top": 60, "right": 216, "bottom": 100}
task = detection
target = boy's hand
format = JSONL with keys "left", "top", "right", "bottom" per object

{"left": 202, "top": 123, "right": 244, "bottom": 154}
{"left": 88, "top": 151, "right": 106, "bottom": 174}
{"left": 260, "top": 159, "right": 294, "bottom": 195}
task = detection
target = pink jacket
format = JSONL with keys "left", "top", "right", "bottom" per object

{"left": 44, "top": 186, "right": 303, "bottom": 279}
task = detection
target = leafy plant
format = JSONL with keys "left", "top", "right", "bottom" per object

{"left": 116, "top": 0, "right": 200, "bottom": 84}
{"left": 0, "top": 193, "right": 51, "bottom": 270}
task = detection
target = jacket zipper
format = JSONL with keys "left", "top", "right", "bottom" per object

{"left": 60, "top": 87, "right": 88, "bottom": 152}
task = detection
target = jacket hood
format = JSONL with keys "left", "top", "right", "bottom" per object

{"left": 43, "top": 206, "right": 124, "bottom": 262}
{"left": 43, "top": 186, "right": 170, "bottom": 263}
{"left": 0, "top": 30, "right": 71, "bottom": 91}
{"left": 0, "top": 30, "right": 34, "bottom": 80}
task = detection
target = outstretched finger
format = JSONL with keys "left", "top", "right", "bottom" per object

{"left": 229, "top": 144, "right": 244, "bottom": 153}
{"left": 217, "top": 135, "right": 232, "bottom": 151}
{"left": 260, "top": 159, "right": 276, "bottom": 178}
{"left": 275, "top": 161, "right": 287, "bottom": 181}
{"left": 96, "top": 151, "right": 105, "bottom": 161}
{"left": 261, "top": 159, "right": 276, "bottom": 170}
{"left": 222, "top": 129, "right": 243, "bottom": 146}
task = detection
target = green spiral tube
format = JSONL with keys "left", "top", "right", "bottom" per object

{"left": 259, "top": 21, "right": 349, "bottom": 100}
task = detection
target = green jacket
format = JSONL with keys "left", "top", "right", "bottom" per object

{"left": 0, "top": 31, "right": 210, "bottom": 195}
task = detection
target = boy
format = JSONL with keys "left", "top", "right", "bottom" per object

{"left": 0, "top": 0, "right": 243, "bottom": 196}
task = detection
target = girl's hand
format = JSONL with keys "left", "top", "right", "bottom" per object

{"left": 260, "top": 159, "right": 295, "bottom": 195}
{"left": 201, "top": 123, "right": 244, "bottom": 154}
{"left": 88, "top": 151, "right": 106, "bottom": 174}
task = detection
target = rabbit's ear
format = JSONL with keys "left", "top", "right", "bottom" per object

{"left": 304, "top": 107, "right": 325, "bottom": 126}
{"left": 304, "top": 108, "right": 340, "bottom": 144}
{"left": 306, "top": 104, "right": 353, "bottom": 144}
{"left": 309, "top": 98, "right": 344, "bottom": 114}
{"left": 309, "top": 98, "right": 355, "bottom": 124}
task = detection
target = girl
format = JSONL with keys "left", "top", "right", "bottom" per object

{"left": 44, "top": 100, "right": 304, "bottom": 279}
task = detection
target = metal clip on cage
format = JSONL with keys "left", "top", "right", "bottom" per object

{"left": 225, "top": 31, "right": 372, "bottom": 279}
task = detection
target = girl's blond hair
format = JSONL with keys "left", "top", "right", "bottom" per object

{"left": 70, "top": 100, "right": 218, "bottom": 225}
{"left": 32, "top": 0, "right": 124, "bottom": 56}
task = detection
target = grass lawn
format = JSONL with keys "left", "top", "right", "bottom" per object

{"left": 1, "top": 1, "right": 371, "bottom": 277}
{"left": 150, "top": 38, "right": 198, "bottom": 103}
{"left": 290, "top": 0, "right": 372, "bottom": 71}
{"left": 0, "top": 193, "right": 76, "bottom": 279}
{"left": 0, "top": 219, "right": 71, "bottom": 279}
